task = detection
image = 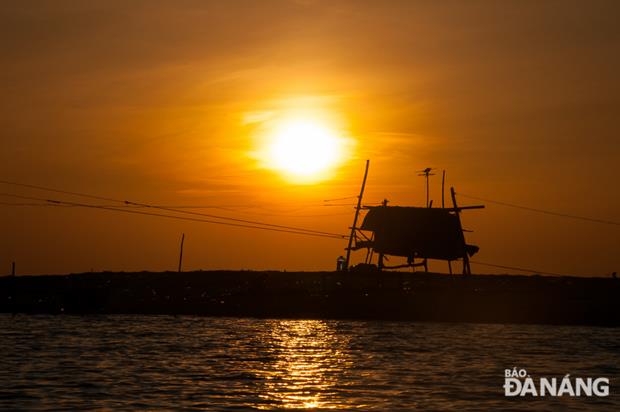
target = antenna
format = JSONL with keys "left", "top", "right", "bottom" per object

{"left": 417, "top": 167, "right": 435, "bottom": 208}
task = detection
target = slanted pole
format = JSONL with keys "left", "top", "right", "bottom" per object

{"left": 450, "top": 187, "right": 471, "bottom": 275}
{"left": 345, "top": 160, "right": 370, "bottom": 270}
{"left": 178, "top": 233, "right": 185, "bottom": 273}
{"left": 364, "top": 245, "right": 372, "bottom": 264}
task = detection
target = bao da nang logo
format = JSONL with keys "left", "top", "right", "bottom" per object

{"left": 504, "top": 368, "right": 610, "bottom": 397}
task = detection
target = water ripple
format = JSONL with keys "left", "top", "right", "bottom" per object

{"left": 1, "top": 315, "right": 618, "bottom": 410}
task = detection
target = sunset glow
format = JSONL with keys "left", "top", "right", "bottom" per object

{"left": 262, "top": 117, "right": 347, "bottom": 183}
{"left": 2, "top": 0, "right": 618, "bottom": 277}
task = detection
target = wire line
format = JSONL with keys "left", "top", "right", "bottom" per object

{"left": 0, "top": 180, "right": 346, "bottom": 237}
{"left": 0, "top": 192, "right": 346, "bottom": 240}
{"left": 470, "top": 260, "right": 575, "bottom": 277}
{"left": 457, "top": 192, "right": 620, "bottom": 226}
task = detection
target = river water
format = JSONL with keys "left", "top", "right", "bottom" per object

{"left": 1, "top": 315, "right": 618, "bottom": 410}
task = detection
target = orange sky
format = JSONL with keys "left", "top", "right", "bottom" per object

{"left": 1, "top": 0, "right": 619, "bottom": 276}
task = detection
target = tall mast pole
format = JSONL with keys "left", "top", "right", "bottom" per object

{"left": 441, "top": 170, "right": 446, "bottom": 208}
{"left": 344, "top": 159, "right": 370, "bottom": 271}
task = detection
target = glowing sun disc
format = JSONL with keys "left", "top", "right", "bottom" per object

{"left": 267, "top": 119, "right": 342, "bottom": 178}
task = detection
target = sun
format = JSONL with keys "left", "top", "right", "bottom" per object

{"left": 265, "top": 118, "right": 344, "bottom": 182}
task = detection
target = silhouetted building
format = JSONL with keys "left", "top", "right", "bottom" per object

{"left": 352, "top": 206, "right": 479, "bottom": 274}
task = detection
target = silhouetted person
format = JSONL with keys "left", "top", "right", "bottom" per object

{"left": 336, "top": 256, "right": 345, "bottom": 271}
{"left": 612, "top": 272, "right": 617, "bottom": 279}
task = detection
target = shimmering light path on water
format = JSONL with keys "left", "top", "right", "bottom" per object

{"left": 1, "top": 315, "right": 618, "bottom": 410}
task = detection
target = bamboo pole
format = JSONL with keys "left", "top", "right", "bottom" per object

{"left": 441, "top": 170, "right": 446, "bottom": 208}
{"left": 178, "top": 233, "right": 185, "bottom": 273}
{"left": 344, "top": 160, "right": 370, "bottom": 271}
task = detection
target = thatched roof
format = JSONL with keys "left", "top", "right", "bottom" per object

{"left": 359, "top": 206, "right": 478, "bottom": 260}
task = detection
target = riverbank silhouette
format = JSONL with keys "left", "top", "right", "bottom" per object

{"left": 2, "top": 271, "right": 618, "bottom": 326}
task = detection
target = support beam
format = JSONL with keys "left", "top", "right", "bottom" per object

{"left": 361, "top": 205, "right": 483, "bottom": 211}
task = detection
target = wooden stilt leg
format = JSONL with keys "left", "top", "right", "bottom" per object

{"left": 450, "top": 187, "right": 470, "bottom": 276}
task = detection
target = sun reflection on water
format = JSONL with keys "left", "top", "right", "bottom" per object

{"left": 254, "top": 320, "right": 354, "bottom": 410}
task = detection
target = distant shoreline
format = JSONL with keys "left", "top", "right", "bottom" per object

{"left": 2, "top": 271, "right": 618, "bottom": 326}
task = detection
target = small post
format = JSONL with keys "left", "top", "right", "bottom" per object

{"left": 426, "top": 172, "right": 430, "bottom": 207}
{"left": 344, "top": 160, "right": 370, "bottom": 271}
{"left": 11, "top": 261, "right": 15, "bottom": 277}
{"left": 441, "top": 170, "right": 446, "bottom": 208}
{"left": 178, "top": 233, "right": 185, "bottom": 273}
{"left": 450, "top": 187, "right": 471, "bottom": 275}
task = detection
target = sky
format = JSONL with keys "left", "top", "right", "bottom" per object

{"left": 1, "top": 0, "right": 619, "bottom": 276}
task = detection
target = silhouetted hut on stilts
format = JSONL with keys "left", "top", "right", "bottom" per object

{"left": 344, "top": 161, "right": 484, "bottom": 275}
